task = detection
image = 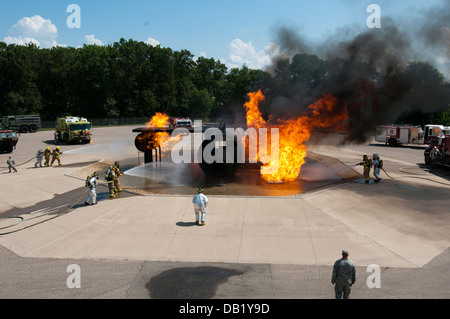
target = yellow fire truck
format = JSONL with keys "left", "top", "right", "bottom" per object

{"left": 54, "top": 116, "right": 92, "bottom": 144}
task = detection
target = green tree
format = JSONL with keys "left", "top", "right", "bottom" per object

{"left": 172, "top": 49, "right": 196, "bottom": 116}
{"left": 194, "top": 56, "right": 228, "bottom": 103}
{"left": 396, "top": 62, "right": 450, "bottom": 127}
{"left": 188, "top": 88, "right": 214, "bottom": 119}
{"left": 289, "top": 53, "right": 326, "bottom": 91}
{"left": 0, "top": 43, "right": 42, "bottom": 115}
{"left": 37, "top": 46, "right": 78, "bottom": 120}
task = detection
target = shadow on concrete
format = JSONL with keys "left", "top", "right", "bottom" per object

{"left": 146, "top": 266, "right": 243, "bottom": 299}
{"left": 176, "top": 221, "right": 199, "bottom": 227}
{"left": 25, "top": 160, "right": 100, "bottom": 169}
{"left": 0, "top": 185, "right": 136, "bottom": 219}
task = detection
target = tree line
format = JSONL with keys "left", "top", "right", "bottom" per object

{"left": 0, "top": 38, "right": 266, "bottom": 122}
{"left": 0, "top": 38, "right": 449, "bottom": 128}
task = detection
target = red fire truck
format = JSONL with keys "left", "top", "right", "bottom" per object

{"left": 168, "top": 118, "right": 192, "bottom": 128}
{"left": 423, "top": 124, "right": 450, "bottom": 145}
{"left": 424, "top": 132, "right": 450, "bottom": 167}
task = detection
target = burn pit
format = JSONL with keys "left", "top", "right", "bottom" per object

{"left": 118, "top": 144, "right": 360, "bottom": 196}
{"left": 122, "top": 91, "right": 359, "bottom": 196}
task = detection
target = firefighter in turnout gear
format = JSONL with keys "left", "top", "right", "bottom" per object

{"left": 50, "top": 146, "right": 62, "bottom": 166}
{"left": 112, "top": 161, "right": 123, "bottom": 193}
{"left": 85, "top": 172, "right": 99, "bottom": 205}
{"left": 105, "top": 166, "right": 117, "bottom": 198}
{"left": 44, "top": 147, "right": 51, "bottom": 167}
{"left": 357, "top": 155, "right": 373, "bottom": 184}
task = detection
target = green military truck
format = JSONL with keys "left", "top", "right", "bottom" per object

{"left": 0, "top": 115, "right": 41, "bottom": 133}
{"left": 0, "top": 130, "right": 18, "bottom": 153}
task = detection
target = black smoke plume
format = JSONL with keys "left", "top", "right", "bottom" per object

{"left": 265, "top": 4, "right": 450, "bottom": 144}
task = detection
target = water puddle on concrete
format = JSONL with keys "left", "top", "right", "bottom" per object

{"left": 118, "top": 155, "right": 353, "bottom": 197}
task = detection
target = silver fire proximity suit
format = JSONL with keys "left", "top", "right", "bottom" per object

{"left": 85, "top": 174, "right": 99, "bottom": 205}
{"left": 372, "top": 154, "right": 382, "bottom": 183}
{"left": 35, "top": 149, "right": 43, "bottom": 167}
{"left": 193, "top": 190, "right": 208, "bottom": 225}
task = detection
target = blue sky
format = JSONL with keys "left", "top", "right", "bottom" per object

{"left": 0, "top": 0, "right": 447, "bottom": 70}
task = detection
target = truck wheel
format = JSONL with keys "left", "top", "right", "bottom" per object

{"left": 388, "top": 138, "right": 397, "bottom": 147}
{"left": 20, "top": 126, "right": 29, "bottom": 133}
{"left": 29, "top": 125, "right": 38, "bottom": 133}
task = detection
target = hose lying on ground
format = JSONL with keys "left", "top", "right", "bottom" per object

{"left": 381, "top": 167, "right": 450, "bottom": 187}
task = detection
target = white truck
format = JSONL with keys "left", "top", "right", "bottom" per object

{"left": 375, "top": 124, "right": 424, "bottom": 146}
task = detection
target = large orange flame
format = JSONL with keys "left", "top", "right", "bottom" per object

{"left": 144, "top": 112, "right": 180, "bottom": 153}
{"left": 146, "top": 112, "right": 170, "bottom": 128}
{"left": 244, "top": 90, "right": 348, "bottom": 183}
{"left": 244, "top": 90, "right": 267, "bottom": 129}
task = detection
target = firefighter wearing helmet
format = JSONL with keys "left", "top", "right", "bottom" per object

{"left": 357, "top": 155, "right": 372, "bottom": 184}
{"left": 50, "top": 146, "right": 62, "bottom": 166}
{"left": 192, "top": 188, "right": 208, "bottom": 226}
{"left": 372, "top": 154, "right": 382, "bottom": 183}
{"left": 85, "top": 172, "right": 99, "bottom": 205}
{"left": 44, "top": 147, "right": 51, "bottom": 167}
{"left": 35, "top": 148, "right": 43, "bottom": 167}
{"left": 112, "top": 161, "right": 123, "bottom": 192}
{"left": 105, "top": 166, "right": 117, "bottom": 198}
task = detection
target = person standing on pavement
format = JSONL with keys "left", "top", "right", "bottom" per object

{"left": 85, "top": 172, "right": 99, "bottom": 205}
{"left": 35, "top": 149, "right": 43, "bottom": 167}
{"left": 357, "top": 155, "right": 372, "bottom": 184}
{"left": 192, "top": 188, "right": 208, "bottom": 226}
{"left": 372, "top": 154, "right": 382, "bottom": 183}
{"left": 50, "top": 146, "right": 62, "bottom": 166}
{"left": 44, "top": 147, "right": 51, "bottom": 167}
{"left": 331, "top": 250, "right": 356, "bottom": 299}
{"left": 7, "top": 156, "right": 17, "bottom": 173}
{"left": 112, "top": 161, "right": 123, "bottom": 193}
{"left": 105, "top": 166, "right": 117, "bottom": 198}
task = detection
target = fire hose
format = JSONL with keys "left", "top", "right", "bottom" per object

{"left": 354, "top": 163, "right": 450, "bottom": 186}
{"left": 381, "top": 167, "right": 394, "bottom": 179}
{"left": 390, "top": 167, "right": 450, "bottom": 186}
{"left": 0, "top": 188, "right": 89, "bottom": 236}
{"left": 378, "top": 166, "right": 450, "bottom": 186}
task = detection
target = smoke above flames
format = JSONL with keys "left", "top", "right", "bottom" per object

{"left": 261, "top": 1, "right": 450, "bottom": 144}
